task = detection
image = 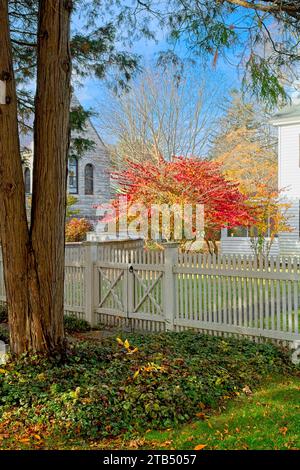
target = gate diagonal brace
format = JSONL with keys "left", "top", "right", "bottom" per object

{"left": 98, "top": 268, "right": 124, "bottom": 311}
{"left": 133, "top": 271, "right": 163, "bottom": 315}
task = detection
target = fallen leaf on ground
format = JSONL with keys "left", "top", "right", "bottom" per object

{"left": 279, "top": 426, "right": 288, "bottom": 436}
{"left": 194, "top": 444, "right": 207, "bottom": 450}
{"left": 242, "top": 385, "right": 253, "bottom": 396}
{"left": 160, "top": 440, "right": 173, "bottom": 447}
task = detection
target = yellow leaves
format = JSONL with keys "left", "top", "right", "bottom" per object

{"left": 194, "top": 444, "right": 207, "bottom": 450}
{"left": 196, "top": 402, "right": 208, "bottom": 419}
{"left": 70, "top": 387, "right": 81, "bottom": 399}
{"left": 37, "top": 373, "right": 46, "bottom": 381}
{"left": 128, "top": 438, "right": 145, "bottom": 449}
{"left": 116, "top": 337, "right": 139, "bottom": 355}
{"left": 17, "top": 434, "right": 42, "bottom": 444}
{"left": 0, "top": 369, "right": 7, "bottom": 374}
{"left": 133, "top": 362, "right": 166, "bottom": 379}
{"left": 160, "top": 440, "right": 173, "bottom": 448}
{"left": 143, "top": 362, "right": 165, "bottom": 373}
{"left": 128, "top": 347, "right": 139, "bottom": 355}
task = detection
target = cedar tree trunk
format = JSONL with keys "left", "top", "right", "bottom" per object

{"left": 0, "top": 0, "right": 72, "bottom": 355}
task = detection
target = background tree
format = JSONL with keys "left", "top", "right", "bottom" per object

{"left": 248, "top": 184, "right": 291, "bottom": 258}
{"left": 65, "top": 218, "right": 93, "bottom": 242}
{"left": 210, "top": 91, "right": 278, "bottom": 195}
{"left": 210, "top": 92, "right": 291, "bottom": 255}
{"left": 97, "top": 67, "right": 221, "bottom": 167}
{"left": 108, "top": 157, "right": 253, "bottom": 253}
{"left": 66, "top": 196, "right": 80, "bottom": 220}
{"left": 133, "top": 0, "right": 300, "bottom": 106}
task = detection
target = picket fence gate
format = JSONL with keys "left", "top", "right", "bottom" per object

{"left": 1, "top": 242, "right": 300, "bottom": 360}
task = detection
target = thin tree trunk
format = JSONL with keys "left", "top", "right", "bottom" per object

{"left": 30, "top": 0, "right": 72, "bottom": 353}
{"left": 0, "top": 0, "right": 72, "bottom": 355}
{"left": 0, "top": 0, "right": 33, "bottom": 354}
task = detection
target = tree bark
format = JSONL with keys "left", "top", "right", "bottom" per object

{"left": 0, "top": 0, "right": 72, "bottom": 355}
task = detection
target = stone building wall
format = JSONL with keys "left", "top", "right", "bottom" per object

{"left": 21, "top": 97, "right": 111, "bottom": 223}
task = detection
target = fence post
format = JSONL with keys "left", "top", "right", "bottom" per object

{"left": 83, "top": 241, "right": 98, "bottom": 327}
{"left": 163, "top": 242, "right": 179, "bottom": 331}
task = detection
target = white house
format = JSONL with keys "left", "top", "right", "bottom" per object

{"left": 22, "top": 96, "right": 111, "bottom": 222}
{"left": 221, "top": 99, "right": 300, "bottom": 256}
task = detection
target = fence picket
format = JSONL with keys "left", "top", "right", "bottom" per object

{"left": 1, "top": 244, "right": 300, "bottom": 346}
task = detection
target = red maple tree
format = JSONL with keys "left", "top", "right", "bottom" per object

{"left": 106, "top": 157, "right": 253, "bottom": 252}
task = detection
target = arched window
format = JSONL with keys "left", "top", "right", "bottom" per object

{"left": 24, "top": 167, "right": 31, "bottom": 194}
{"left": 85, "top": 164, "right": 94, "bottom": 195}
{"left": 68, "top": 158, "right": 78, "bottom": 194}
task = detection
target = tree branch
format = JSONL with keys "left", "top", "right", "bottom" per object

{"left": 11, "top": 38, "right": 37, "bottom": 47}
{"left": 225, "top": 0, "right": 300, "bottom": 19}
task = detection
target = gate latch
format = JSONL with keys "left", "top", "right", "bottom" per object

{"left": 128, "top": 265, "right": 134, "bottom": 273}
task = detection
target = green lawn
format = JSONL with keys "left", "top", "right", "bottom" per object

{"left": 0, "top": 330, "right": 299, "bottom": 450}
{"left": 8, "top": 374, "right": 297, "bottom": 450}
{"left": 141, "top": 375, "right": 300, "bottom": 450}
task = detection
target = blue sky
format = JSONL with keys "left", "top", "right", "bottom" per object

{"left": 73, "top": 27, "right": 242, "bottom": 143}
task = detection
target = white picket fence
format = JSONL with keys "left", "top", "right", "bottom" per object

{"left": 1, "top": 243, "right": 300, "bottom": 349}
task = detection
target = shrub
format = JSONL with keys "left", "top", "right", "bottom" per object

{"left": 65, "top": 218, "right": 93, "bottom": 242}
{"left": 0, "top": 332, "right": 295, "bottom": 444}
{"left": 64, "top": 315, "right": 91, "bottom": 333}
{"left": 0, "top": 304, "right": 8, "bottom": 323}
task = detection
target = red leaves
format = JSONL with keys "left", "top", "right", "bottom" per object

{"left": 110, "top": 156, "right": 253, "bottom": 236}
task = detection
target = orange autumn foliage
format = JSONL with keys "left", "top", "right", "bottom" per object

{"left": 65, "top": 218, "right": 93, "bottom": 242}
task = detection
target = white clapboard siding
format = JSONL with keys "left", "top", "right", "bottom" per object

{"left": 277, "top": 200, "right": 300, "bottom": 256}
{"left": 279, "top": 124, "right": 300, "bottom": 198}
{"left": 221, "top": 234, "right": 280, "bottom": 256}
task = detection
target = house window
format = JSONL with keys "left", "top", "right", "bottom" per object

{"left": 84, "top": 164, "right": 94, "bottom": 195}
{"left": 24, "top": 167, "right": 31, "bottom": 194}
{"left": 68, "top": 158, "right": 78, "bottom": 194}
